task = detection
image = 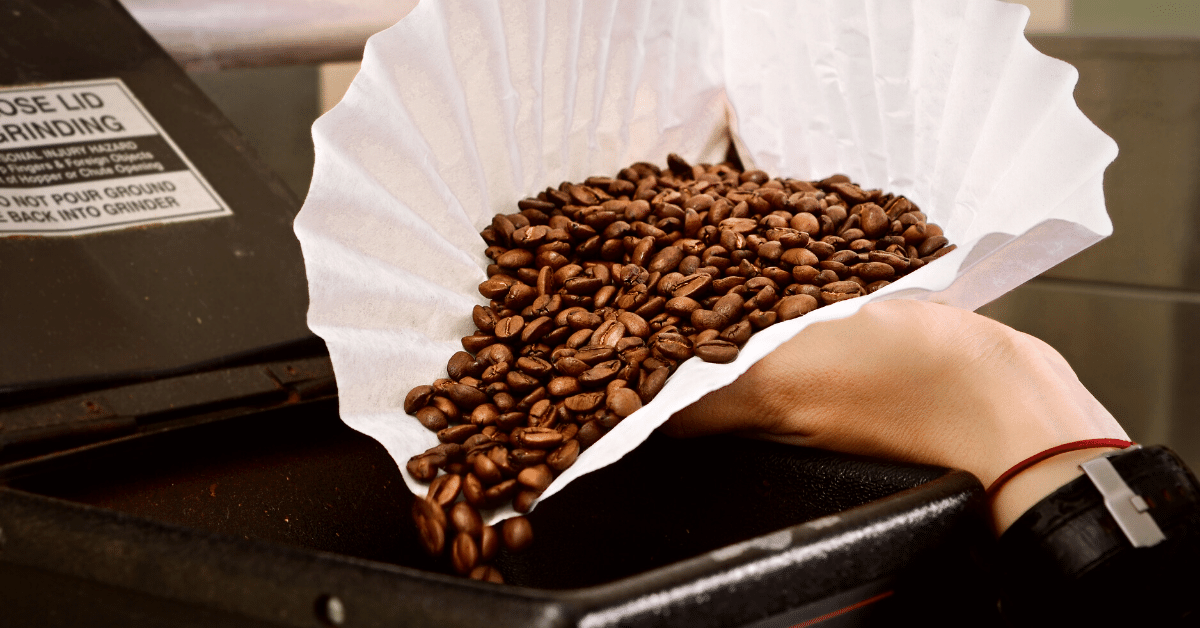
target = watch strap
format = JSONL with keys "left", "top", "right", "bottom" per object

{"left": 994, "top": 445, "right": 1200, "bottom": 625}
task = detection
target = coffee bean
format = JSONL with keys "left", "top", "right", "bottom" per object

{"left": 513, "top": 489, "right": 541, "bottom": 513}
{"left": 653, "top": 333, "right": 693, "bottom": 361}
{"left": 494, "top": 315, "right": 525, "bottom": 340}
{"left": 579, "top": 360, "right": 621, "bottom": 387}
{"left": 574, "top": 346, "right": 616, "bottom": 365}
{"left": 434, "top": 424, "right": 474, "bottom": 444}
{"left": 775, "top": 294, "right": 819, "bottom": 320}
{"left": 478, "top": 277, "right": 514, "bottom": 300}
{"left": 406, "top": 455, "right": 441, "bottom": 482}
{"left": 564, "top": 391, "right": 605, "bottom": 413}
{"left": 483, "top": 479, "right": 518, "bottom": 507}
{"left": 427, "top": 473, "right": 462, "bottom": 508}
{"left": 607, "top": 387, "right": 643, "bottom": 417}
{"left": 452, "top": 532, "right": 480, "bottom": 575}
{"left": 547, "top": 439, "right": 580, "bottom": 472}
{"left": 918, "top": 235, "right": 949, "bottom": 257}
{"left": 855, "top": 261, "right": 896, "bottom": 281}
{"left": 510, "top": 448, "right": 547, "bottom": 467}
{"left": 404, "top": 385, "right": 436, "bottom": 414}
{"left": 472, "top": 452, "right": 503, "bottom": 485}
{"left": 446, "top": 383, "right": 487, "bottom": 409}
{"left": 462, "top": 473, "right": 486, "bottom": 508}
{"left": 823, "top": 280, "right": 864, "bottom": 295}
{"left": 470, "top": 403, "right": 500, "bottom": 427}
{"left": 671, "top": 273, "right": 713, "bottom": 299}
{"left": 638, "top": 366, "right": 670, "bottom": 402}
{"left": 479, "top": 525, "right": 499, "bottom": 561}
{"left": 451, "top": 501, "right": 483, "bottom": 537}
{"left": 520, "top": 427, "right": 565, "bottom": 449}
{"left": 469, "top": 564, "right": 505, "bottom": 584}
{"left": 719, "top": 320, "right": 753, "bottom": 345}
{"left": 413, "top": 497, "right": 447, "bottom": 556}
{"left": 517, "top": 464, "right": 554, "bottom": 492}
{"left": 859, "top": 203, "right": 889, "bottom": 238}
{"left": 592, "top": 319, "right": 627, "bottom": 348}
{"left": 413, "top": 406, "right": 448, "bottom": 432}
{"left": 502, "top": 516, "right": 534, "bottom": 552}
{"left": 695, "top": 340, "right": 739, "bottom": 363}
{"left": 712, "top": 292, "right": 744, "bottom": 320}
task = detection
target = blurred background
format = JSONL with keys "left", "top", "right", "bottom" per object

{"left": 127, "top": 0, "right": 1200, "bottom": 470}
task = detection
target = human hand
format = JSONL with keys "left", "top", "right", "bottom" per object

{"left": 662, "top": 299, "right": 1129, "bottom": 533}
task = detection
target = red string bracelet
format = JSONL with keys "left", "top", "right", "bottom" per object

{"left": 985, "top": 438, "right": 1134, "bottom": 499}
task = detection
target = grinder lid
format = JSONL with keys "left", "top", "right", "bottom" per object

{"left": 0, "top": 0, "right": 318, "bottom": 403}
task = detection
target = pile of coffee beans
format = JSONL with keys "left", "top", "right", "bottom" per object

{"left": 405, "top": 154, "right": 955, "bottom": 582}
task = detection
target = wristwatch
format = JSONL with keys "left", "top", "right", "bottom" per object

{"left": 994, "top": 445, "right": 1200, "bottom": 625}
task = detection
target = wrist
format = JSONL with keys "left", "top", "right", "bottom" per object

{"left": 989, "top": 447, "right": 1119, "bottom": 534}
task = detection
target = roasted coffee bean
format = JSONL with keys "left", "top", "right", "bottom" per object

{"left": 484, "top": 479, "right": 518, "bottom": 507}
{"left": 478, "top": 277, "right": 515, "bottom": 299}
{"left": 473, "top": 453, "right": 503, "bottom": 485}
{"left": 479, "top": 525, "right": 500, "bottom": 561}
{"left": 515, "top": 356, "right": 553, "bottom": 378}
{"left": 517, "top": 464, "right": 554, "bottom": 492}
{"left": 413, "top": 497, "right": 447, "bottom": 556}
{"left": 476, "top": 343, "right": 514, "bottom": 366}
{"left": 506, "top": 371, "right": 541, "bottom": 392}
{"left": 469, "top": 565, "right": 505, "bottom": 584}
{"left": 695, "top": 340, "right": 739, "bottom": 364}
{"left": 514, "top": 489, "right": 541, "bottom": 513}
{"left": 470, "top": 403, "right": 500, "bottom": 427}
{"left": 775, "top": 294, "right": 819, "bottom": 321}
{"left": 671, "top": 273, "right": 713, "bottom": 299}
{"left": 413, "top": 406, "right": 448, "bottom": 432}
{"left": 502, "top": 516, "right": 534, "bottom": 553}
{"left": 918, "top": 235, "right": 950, "bottom": 257}
{"left": 547, "top": 439, "right": 580, "bottom": 472}
{"left": 577, "top": 420, "right": 605, "bottom": 448}
{"left": 427, "top": 473, "right": 462, "bottom": 508}
{"left": 510, "top": 448, "right": 548, "bottom": 467}
{"left": 579, "top": 360, "right": 621, "bottom": 386}
{"left": 488, "top": 446, "right": 517, "bottom": 476}
{"left": 406, "top": 455, "right": 442, "bottom": 482}
{"left": 607, "top": 387, "right": 643, "bottom": 417}
{"left": 404, "top": 385, "right": 436, "bottom": 414}
{"left": 519, "top": 427, "right": 565, "bottom": 449}
{"left": 781, "top": 247, "right": 819, "bottom": 267}
{"left": 575, "top": 346, "right": 616, "bottom": 365}
{"left": 553, "top": 356, "right": 589, "bottom": 377}
{"left": 446, "top": 383, "right": 487, "bottom": 409}
{"left": 452, "top": 532, "right": 480, "bottom": 575}
{"left": 451, "top": 502, "right": 484, "bottom": 537}
{"left": 436, "top": 424, "right": 475, "bottom": 444}
{"left": 638, "top": 366, "right": 670, "bottom": 402}
{"left": 854, "top": 261, "right": 896, "bottom": 281}
{"left": 560, "top": 389, "right": 601, "bottom": 411}
{"left": 592, "top": 319, "right": 627, "bottom": 348}
{"left": 719, "top": 319, "right": 753, "bottom": 345}
{"left": 653, "top": 333, "right": 693, "bottom": 361}
{"left": 462, "top": 473, "right": 486, "bottom": 508}
{"left": 494, "top": 315, "right": 525, "bottom": 340}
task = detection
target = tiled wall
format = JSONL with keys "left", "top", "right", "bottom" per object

{"left": 979, "top": 37, "right": 1200, "bottom": 469}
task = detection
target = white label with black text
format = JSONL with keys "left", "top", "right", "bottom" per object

{"left": 0, "top": 78, "right": 232, "bottom": 236}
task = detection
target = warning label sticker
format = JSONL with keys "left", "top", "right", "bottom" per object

{"left": 0, "top": 78, "right": 232, "bottom": 236}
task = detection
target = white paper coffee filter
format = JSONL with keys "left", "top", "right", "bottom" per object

{"left": 295, "top": 0, "right": 1117, "bottom": 524}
